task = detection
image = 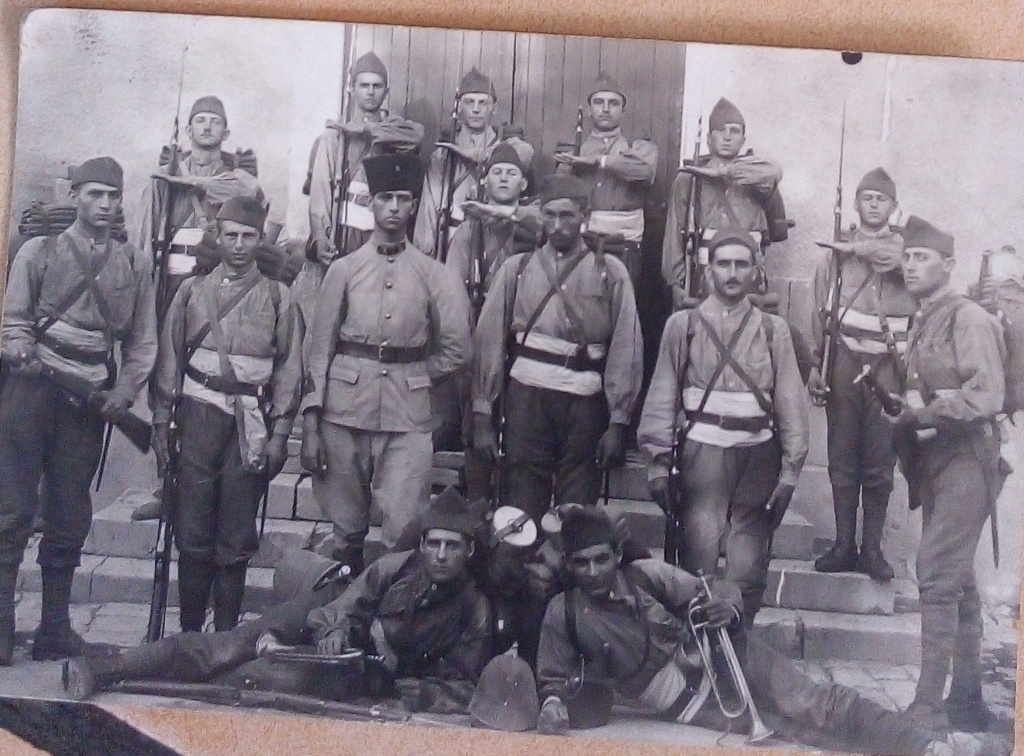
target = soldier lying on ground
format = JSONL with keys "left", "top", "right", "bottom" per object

{"left": 63, "top": 488, "right": 499, "bottom": 715}
{"left": 533, "top": 508, "right": 1009, "bottom": 756}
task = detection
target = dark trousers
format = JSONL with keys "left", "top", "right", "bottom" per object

{"left": 503, "top": 379, "right": 609, "bottom": 522}
{"left": 825, "top": 342, "right": 899, "bottom": 492}
{"left": 174, "top": 397, "right": 264, "bottom": 566}
{"left": 0, "top": 374, "right": 103, "bottom": 569}
{"left": 678, "top": 438, "right": 781, "bottom": 622}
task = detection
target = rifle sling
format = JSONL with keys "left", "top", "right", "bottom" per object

{"left": 536, "top": 248, "right": 591, "bottom": 349}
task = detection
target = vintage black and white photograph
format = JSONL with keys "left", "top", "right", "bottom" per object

{"left": 0, "top": 8, "right": 1020, "bottom": 754}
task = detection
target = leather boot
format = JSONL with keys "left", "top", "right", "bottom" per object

{"left": 213, "top": 563, "right": 248, "bottom": 632}
{"left": 0, "top": 564, "right": 17, "bottom": 666}
{"left": 857, "top": 485, "right": 895, "bottom": 582}
{"left": 814, "top": 485, "right": 859, "bottom": 572}
{"left": 946, "top": 587, "right": 993, "bottom": 731}
{"left": 63, "top": 636, "right": 179, "bottom": 701}
{"left": 33, "top": 566, "right": 93, "bottom": 661}
{"left": 906, "top": 602, "right": 959, "bottom": 734}
{"left": 177, "top": 554, "right": 215, "bottom": 633}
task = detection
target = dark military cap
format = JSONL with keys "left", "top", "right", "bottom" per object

{"left": 351, "top": 52, "right": 388, "bottom": 85}
{"left": 189, "top": 95, "right": 228, "bottom": 125}
{"left": 902, "top": 216, "right": 955, "bottom": 258}
{"left": 856, "top": 167, "right": 897, "bottom": 201}
{"left": 485, "top": 142, "right": 528, "bottom": 174}
{"left": 707, "top": 226, "right": 759, "bottom": 258}
{"left": 469, "top": 655, "right": 539, "bottom": 731}
{"left": 421, "top": 486, "right": 478, "bottom": 539}
{"left": 216, "top": 196, "right": 267, "bottom": 231}
{"left": 459, "top": 67, "right": 497, "bottom": 100}
{"left": 363, "top": 153, "right": 422, "bottom": 197}
{"left": 70, "top": 157, "right": 123, "bottom": 191}
{"left": 538, "top": 174, "right": 590, "bottom": 206}
{"left": 588, "top": 72, "right": 627, "bottom": 105}
{"left": 709, "top": 97, "right": 745, "bottom": 131}
{"left": 561, "top": 507, "right": 617, "bottom": 556}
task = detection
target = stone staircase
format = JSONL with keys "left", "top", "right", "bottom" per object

{"left": 57, "top": 424, "right": 926, "bottom": 664}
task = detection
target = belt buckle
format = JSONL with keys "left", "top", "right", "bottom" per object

{"left": 378, "top": 341, "right": 388, "bottom": 362}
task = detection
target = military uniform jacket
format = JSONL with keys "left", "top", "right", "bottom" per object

{"left": 2, "top": 223, "right": 157, "bottom": 403}
{"left": 471, "top": 242, "right": 644, "bottom": 425}
{"left": 307, "top": 112, "right": 425, "bottom": 245}
{"left": 300, "top": 240, "right": 472, "bottom": 432}
{"left": 536, "top": 560, "right": 741, "bottom": 704}
{"left": 812, "top": 225, "right": 915, "bottom": 357}
{"left": 444, "top": 203, "right": 543, "bottom": 300}
{"left": 661, "top": 151, "right": 782, "bottom": 294}
{"left": 152, "top": 262, "right": 303, "bottom": 436}
{"left": 306, "top": 550, "right": 492, "bottom": 683}
{"left": 638, "top": 296, "right": 809, "bottom": 486}
{"left": 904, "top": 285, "right": 1005, "bottom": 431}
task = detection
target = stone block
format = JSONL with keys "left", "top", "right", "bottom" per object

{"left": 791, "top": 464, "right": 833, "bottom": 538}
{"left": 17, "top": 545, "right": 103, "bottom": 604}
{"left": 239, "top": 567, "right": 276, "bottom": 613}
{"left": 83, "top": 501, "right": 161, "bottom": 560}
{"left": 765, "top": 559, "right": 895, "bottom": 615}
{"left": 755, "top": 607, "right": 920, "bottom": 664}
{"left": 267, "top": 474, "right": 322, "bottom": 521}
{"left": 608, "top": 457, "right": 651, "bottom": 501}
{"left": 770, "top": 510, "right": 815, "bottom": 560}
{"left": 251, "top": 520, "right": 317, "bottom": 568}
{"left": 91, "top": 556, "right": 179, "bottom": 606}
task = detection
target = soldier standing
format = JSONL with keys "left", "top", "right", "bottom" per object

{"left": 471, "top": 175, "right": 643, "bottom": 523}
{"left": 639, "top": 228, "right": 808, "bottom": 624}
{"left": 301, "top": 154, "right": 471, "bottom": 575}
{"left": 0, "top": 158, "right": 157, "bottom": 662}
{"left": 661, "top": 98, "right": 783, "bottom": 310}
{"left": 553, "top": 74, "right": 658, "bottom": 285}
{"left": 413, "top": 68, "right": 502, "bottom": 259}
{"left": 152, "top": 197, "right": 302, "bottom": 632}
{"left": 810, "top": 168, "right": 913, "bottom": 581}
{"left": 306, "top": 52, "right": 425, "bottom": 264}
{"left": 887, "top": 218, "right": 1004, "bottom": 732}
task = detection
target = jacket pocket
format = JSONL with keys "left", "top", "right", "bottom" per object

{"left": 326, "top": 365, "right": 360, "bottom": 408}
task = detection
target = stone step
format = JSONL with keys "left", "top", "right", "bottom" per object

{"left": 603, "top": 500, "right": 814, "bottom": 560}
{"left": 763, "top": 559, "right": 895, "bottom": 615}
{"left": 755, "top": 606, "right": 921, "bottom": 664}
{"left": 16, "top": 541, "right": 275, "bottom": 613}
{"left": 82, "top": 500, "right": 318, "bottom": 569}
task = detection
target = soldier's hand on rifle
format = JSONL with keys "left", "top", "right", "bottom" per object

{"left": 650, "top": 476, "right": 671, "bottom": 514}
{"left": 301, "top": 412, "right": 329, "bottom": 477}
{"left": 807, "top": 366, "right": 830, "bottom": 406}
{"left": 256, "top": 242, "right": 303, "bottom": 286}
{"left": 462, "top": 200, "right": 514, "bottom": 221}
{"left": 596, "top": 422, "right": 627, "bottom": 469}
{"left": 153, "top": 422, "right": 170, "bottom": 475}
{"left": 764, "top": 481, "right": 796, "bottom": 531}
{"left": 313, "top": 236, "right": 338, "bottom": 267}
{"left": 265, "top": 434, "right": 289, "bottom": 479}
{"left": 340, "top": 120, "right": 371, "bottom": 137}
{"left": 552, "top": 152, "right": 598, "bottom": 168}
{"left": 317, "top": 628, "right": 348, "bottom": 656}
{"left": 97, "top": 391, "right": 131, "bottom": 423}
{"left": 436, "top": 141, "right": 484, "bottom": 165}
{"left": 472, "top": 412, "right": 499, "bottom": 461}
{"left": 815, "top": 240, "right": 856, "bottom": 259}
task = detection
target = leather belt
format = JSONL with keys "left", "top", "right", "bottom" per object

{"left": 513, "top": 344, "right": 606, "bottom": 373}
{"left": 335, "top": 340, "right": 429, "bottom": 364}
{"left": 35, "top": 331, "right": 111, "bottom": 366}
{"left": 685, "top": 410, "right": 771, "bottom": 433}
{"left": 185, "top": 364, "right": 267, "bottom": 398}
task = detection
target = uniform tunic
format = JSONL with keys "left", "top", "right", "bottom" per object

{"left": 536, "top": 561, "right": 932, "bottom": 756}
{"left": 0, "top": 223, "right": 157, "bottom": 568}
{"left": 662, "top": 151, "right": 781, "bottom": 309}
{"left": 472, "top": 242, "right": 643, "bottom": 518}
{"left": 901, "top": 286, "right": 1005, "bottom": 606}
{"left": 301, "top": 241, "right": 471, "bottom": 548}
{"left": 812, "top": 225, "right": 914, "bottom": 492}
{"left": 413, "top": 127, "right": 499, "bottom": 258}
{"left": 152, "top": 262, "right": 302, "bottom": 564}
{"left": 307, "top": 549, "right": 493, "bottom": 711}
{"left": 638, "top": 296, "right": 808, "bottom": 620}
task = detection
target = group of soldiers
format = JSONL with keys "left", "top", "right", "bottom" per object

{"left": 0, "top": 46, "right": 1013, "bottom": 755}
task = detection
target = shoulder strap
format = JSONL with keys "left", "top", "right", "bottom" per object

{"left": 520, "top": 251, "right": 589, "bottom": 346}
{"left": 692, "top": 306, "right": 757, "bottom": 418}
{"left": 564, "top": 589, "right": 585, "bottom": 661}
{"left": 185, "top": 273, "right": 263, "bottom": 353}
{"left": 697, "top": 308, "right": 775, "bottom": 422}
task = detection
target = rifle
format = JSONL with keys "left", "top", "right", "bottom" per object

{"left": 574, "top": 105, "right": 585, "bottom": 156}
{"left": 435, "top": 90, "right": 461, "bottom": 263}
{"left": 852, "top": 364, "right": 903, "bottom": 416}
{"left": 38, "top": 364, "right": 152, "bottom": 454}
{"left": 329, "top": 28, "right": 357, "bottom": 256}
{"left": 146, "top": 413, "right": 179, "bottom": 642}
{"left": 154, "top": 45, "right": 188, "bottom": 318}
{"left": 680, "top": 116, "right": 703, "bottom": 302}
{"left": 468, "top": 169, "right": 488, "bottom": 325}
{"left": 814, "top": 104, "right": 847, "bottom": 406}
